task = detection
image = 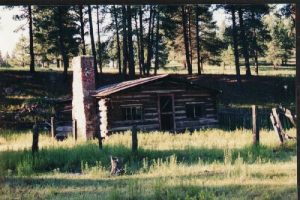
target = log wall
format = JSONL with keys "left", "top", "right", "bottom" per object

{"left": 97, "top": 80, "right": 218, "bottom": 133}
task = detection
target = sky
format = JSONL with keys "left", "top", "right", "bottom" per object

{"left": 0, "top": 6, "right": 225, "bottom": 56}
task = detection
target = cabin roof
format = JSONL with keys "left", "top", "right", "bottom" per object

{"left": 93, "top": 74, "right": 219, "bottom": 98}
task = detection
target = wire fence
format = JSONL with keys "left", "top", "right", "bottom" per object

{"left": 218, "top": 107, "right": 294, "bottom": 131}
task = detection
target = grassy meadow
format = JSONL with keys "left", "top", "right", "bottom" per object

{"left": 0, "top": 128, "right": 296, "bottom": 199}
{"left": 0, "top": 62, "right": 296, "bottom": 199}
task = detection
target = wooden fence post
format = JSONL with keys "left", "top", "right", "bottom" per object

{"left": 51, "top": 117, "right": 55, "bottom": 139}
{"left": 97, "top": 126, "right": 103, "bottom": 150}
{"left": 32, "top": 124, "right": 39, "bottom": 154}
{"left": 270, "top": 108, "right": 285, "bottom": 144}
{"left": 132, "top": 125, "right": 138, "bottom": 153}
{"left": 72, "top": 119, "right": 77, "bottom": 141}
{"left": 252, "top": 105, "right": 259, "bottom": 145}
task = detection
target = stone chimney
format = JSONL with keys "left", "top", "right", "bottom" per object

{"left": 72, "top": 56, "right": 98, "bottom": 140}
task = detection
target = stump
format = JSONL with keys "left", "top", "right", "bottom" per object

{"left": 110, "top": 156, "right": 124, "bottom": 176}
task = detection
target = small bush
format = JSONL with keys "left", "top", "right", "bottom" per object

{"left": 16, "top": 159, "right": 33, "bottom": 176}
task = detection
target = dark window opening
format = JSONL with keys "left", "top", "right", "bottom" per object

{"left": 186, "top": 103, "right": 205, "bottom": 119}
{"left": 121, "top": 105, "right": 143, "bottom": 121}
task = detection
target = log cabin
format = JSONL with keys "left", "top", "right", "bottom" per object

{"left": 93, "top": 74, "right": 219, "bottom": 137}
{"left": 71, "top": 56, "right": 219, "bottom": 140}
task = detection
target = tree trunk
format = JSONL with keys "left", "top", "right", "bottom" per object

{"left": 238, "top": 7, "right": 251, "bottom": 78}
{"left": 57, "top": 7, "right": 69, "bottom": 79}
{"left": 122, "top": 6, "right": 128, "bottom": 76}
{"left": 88, "top": 5, "right": 98, "bottom": 79}
{"left": 139, "top": 6, "right": 145, "bottom": 75}
{"left": 96, "top": 6, "right": 103, "bottom": 74}
{"left": 134, "top": 11, "right": 142, "bottom": 76}
{"left": 231, "top": 6, "right": 241, "bottom": 86}
{"left": 79, "top": 5, "right": 86, "bottom": 55}
{"left": 195, "top": 6, "right": 201, "bottom": 75}
{"left": 150, "top": 9, "right": 155, "bottom": 73}
{"left": 113, "top": 6, "right": 122, "bottom": 75}
{"left": 28, "top": 5, "right": 35, "bottom": 73}
{"left": 146, "top": 6, "right": 154, "bottom": 76}
{"left": 188, "top": 7, "right": 193, "bottom": 68}
{"left": 154, "top": 10, "right": 160, "bottom": 75}
{"left": 181, "top": 6, "right": 192, "bottom": 75}
{"left": 251, "top": 10, "right": 259, "bottom": 75}
{"left": 56, "top": 58, "right": 60, "bottom": 68}
{"left": 254, "top": 50, "right": 259, "bottom": 75}
{"left": 127, "top": 5, "right": 135, "bottom": 79}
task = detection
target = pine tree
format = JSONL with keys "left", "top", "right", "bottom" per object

{"left": 10, "top": 6, "right": 35, "bottom": 72}
{"left": 34, "top": 6, "right": 80, "bottom": 78}
{"left": 88, "top": 5, "right": 98, "bottom": 78}
{"left": 126, "top": 6, "right": 135, "bottom": 78}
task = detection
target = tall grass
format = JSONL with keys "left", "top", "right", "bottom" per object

{"left": 0, "top": 129, "right": 296, "bottom": 175}
{"left": 0, "top": 129, "right": 296, "bottom": 199}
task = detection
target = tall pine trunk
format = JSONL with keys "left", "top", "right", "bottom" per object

{"left": 139, "top": 6, "right": 145, "bottom": 75}
{"left": 251, "top": 10, "right": 259, "bottom": 75}
{"left": 238, "top": 8, "right": 251, "bottom": 78}
{"left": 181, "top": 6, "right": 192, "bottom": 75}
{"left": 57, "top": 7, "right": 69, "bottom": 79}
{"left": 88, "top": 5, "right": 98, "bottom": 78}
{"left": 195, "top": 6, "right": 201, "bottom": 75}
{"left": 127, "top": 6, "right": 135, "bottom": 79}
{"left": 79, "top": 5, "right": 86, "bottom": 55}
{"left": 96, "top": 6, "right": 102, "bottom": 74}
{"left": 146, "top": 6, "right": 154, "bottom": 76}
{"left": 113, "top": 6, "right": 122, "bottom": 75}
{"left": 122, "top": 6, "right": 128, "bottom": 75}
{"left": 134, "top": 11, "right": 142, "bottom": 76}
{"left": 188, "top": 7, "right": 193, "bottom": 68}
{"left": 28, "top": 5, "right": 35, "bottom": 73}
{"left": 231, "top": 6, "right": 241, "bottom": 86}
{"left": 154, "top": 10, "right": 160, "bottom": 75}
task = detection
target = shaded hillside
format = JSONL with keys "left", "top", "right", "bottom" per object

{"left": 0, "top": 70, "right": 295, "bottom": 129}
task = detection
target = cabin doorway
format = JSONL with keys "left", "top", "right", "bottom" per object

{"left": 159, "top": 95, "right": 175, "bottom": 131}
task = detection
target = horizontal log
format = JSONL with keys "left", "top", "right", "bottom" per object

{"left": 112, "top": 94, "right": 151, "bottom": 99}
{"left": 144, "top": 107, "right": 158, "bottom": 111}
{"left": 175, "top": 110, "right": 185, "bottom": 114}
{"left": 176, "top": 119, "right": 219, "bottom": 128}
{"left": 109, "top": 124, "right": 160, "bottom": 132}
{"left": 141, "top": 89, "right": 185, "bottom": 93}
{"left": 144, "top": 113, "right": 158, "bottom": 117}
{"left": 174, "top": 116, "right": 186, "bottom": 120}
{"left": 175, "top": 98, "right": 197, "bottom": 102}
{"left": 181, "top": 93, "right": 210, "bottom": 97}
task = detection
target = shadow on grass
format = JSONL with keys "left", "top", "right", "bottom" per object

{"left": 2, "top": 175, "right": 297, "bottom": 200}
{"left": 0, "top": 140, "right": 296, "bottom": 175}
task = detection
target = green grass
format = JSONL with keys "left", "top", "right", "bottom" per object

{"left": 0, "top": 61, "right": 296, "bottom": 199}
{"left": 0, "top": 129, "right": 296, "bottom": 199}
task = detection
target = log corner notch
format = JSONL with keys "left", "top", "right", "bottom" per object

{"left": 270, "top": 107, "right": 296, "bottom": 144}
